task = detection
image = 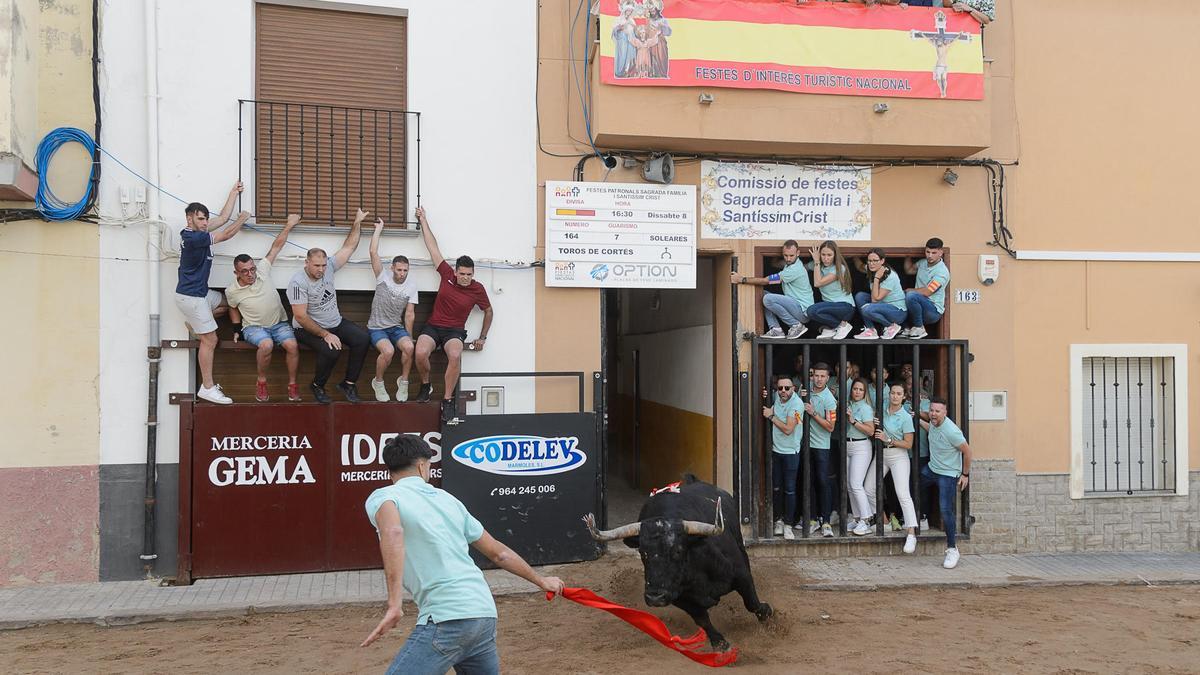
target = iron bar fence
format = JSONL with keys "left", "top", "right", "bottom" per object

{"left": 237, "top": 99, "right": 420, "bottom": 228}
{"left": 748, "top": 338, "right": 972, "bottom": 542}
{"left": 1083, "top": 356, "right": 1176, "bottom": 495}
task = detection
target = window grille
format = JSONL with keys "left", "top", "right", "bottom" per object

{"left": 1081, "top": 356, "right": 1176, "bottom": 495}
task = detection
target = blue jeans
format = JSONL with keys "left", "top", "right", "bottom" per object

{"left": 763, "top": 293, "right": 808, "bottom": 330}
{"left": 241, "top": 321, "right": 296, "bottom": 347}
{"left": 806, "top": 301, "right": 855, "bottom": 328}
{"left": 387, "top": 617, "right": 499, "bottom": 675}
{"left": 919, "top": 465, "right": 959, "bottom": 548}
{"left": 810, "top": 446, "right": 833, "bottom": 524}
{"left": 772, "top": 451, "right": 800, "bottom": 525}
{"left": 854, "top": 292, "right": 907, "bottom": 331}
{"left": 369, "top": 325, "right": 412, "bottom": 347}
{"left": 905, "top": 291, "right": 943, "bottom": 328}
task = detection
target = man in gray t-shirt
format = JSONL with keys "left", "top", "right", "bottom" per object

{"left": 287, "top": 208, "right": 372, "bottom": 404}
{"left": 367, "top": 217, "right": 420, "bottom": 402}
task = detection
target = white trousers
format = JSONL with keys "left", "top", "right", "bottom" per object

{"left": 864, "top": 447, "right": 918, "bottom": 529}
{"left": 846, "top": 439, "right": 874, "bottom": 521}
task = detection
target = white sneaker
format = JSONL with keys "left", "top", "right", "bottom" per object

{"left": 881, "top": 324, "right": 902, "bottom": 340}
{"left": 762, "top": 327, "right": 785, "bottom": 339}
{"left": 808, "top": 520, "right": 821, "bottom": 535}
{"left": 371, "top": 378, "right": 389, "bottom": 402}
{"left": 785, "top": 323, "right": 808, "bottom": 339}
{"left": 395, "top": 378, "right": 409, "bottom": 402}
{"left": 852, "top": 520, "right": 871, "bottom": 536}
{"left": 834, "top": 321, "right": 854, "bottom": 340}
{"left": 198, "top": 384, "right": 232, "bottom": 405}
{"left": 821, "top": 523, "right": 834, "bottom": 538}
{"left": 904, "top": 533, "right": 918, "bottom": 554}
{"left": 774, "top": 520, "right": 784, "bottom": 536}
{"left": 943, "top": 547, "right": 960, "bottom": 569}
{"left": 816, "top": 327, "right": 836, "bottom": 339}
{"left": 853, "top": 328, "right": 878, "bottom": 340}
{"left": 909, "top": 326, "right": 929, "bottom": 339}
{"left": 920, "top": 518, "right": 930, "bottom": 531}
{"left": 783, "top": 525, "right": 795, "bottom": 541}
{"left": 898, "top": 327, "right": 913, "bottom": 338}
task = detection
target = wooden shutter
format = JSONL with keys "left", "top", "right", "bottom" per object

{"left": 255, "top": 3, "right": 407, "bottom": 227}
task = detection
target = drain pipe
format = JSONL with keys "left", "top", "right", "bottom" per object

{"left": 140, "top": 0, "right": 162, "bottom": 577}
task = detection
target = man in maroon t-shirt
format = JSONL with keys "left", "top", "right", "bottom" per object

{"left": 413, "top": 206, "right": 493, "bottom": 420}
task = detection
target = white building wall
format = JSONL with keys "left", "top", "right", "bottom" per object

{"left": 97, "top": 0, "right": 537, "bottom": 466}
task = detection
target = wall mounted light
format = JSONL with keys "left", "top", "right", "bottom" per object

{"left": 942, "top": 168, "right": 959, "bottom": 186}
{"left": 873, "top": 102, "right": 889, "bottom": 114}
{"left": 699, "top": 92, "right": 715, "bottom": 104}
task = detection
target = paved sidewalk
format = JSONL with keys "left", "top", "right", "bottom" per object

{"left": 1, "top": 552, "right": 1197, "bottom": 630}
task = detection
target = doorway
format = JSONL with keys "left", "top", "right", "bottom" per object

{"left": 603, "top": 258, "right": 718, "bottom": 526}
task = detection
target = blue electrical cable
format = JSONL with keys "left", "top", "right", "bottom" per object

{"left": 35, "top": 127, "right": 97, "bottom": 221}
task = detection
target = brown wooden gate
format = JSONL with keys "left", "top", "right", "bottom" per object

{"left": 176, "top": 400, "right": 438, "bottom": 583}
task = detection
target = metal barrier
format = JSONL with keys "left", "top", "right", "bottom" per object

{"left": 741, "top": 338, "right": 972, "bottom": 542}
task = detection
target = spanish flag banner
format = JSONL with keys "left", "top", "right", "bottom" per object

{"left": 599, "top": 0, "right": 984, "bottom": 100}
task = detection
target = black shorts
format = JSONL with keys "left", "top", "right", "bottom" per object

{"left": 420, "top": 324, "right": 468, "bottom": 350}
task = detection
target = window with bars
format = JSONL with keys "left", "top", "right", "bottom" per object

{"left": 1079, "top": 354, "right": 1179, "bottom": 495}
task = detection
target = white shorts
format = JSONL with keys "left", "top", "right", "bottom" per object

{"left": 175, "top": 290, "right": 224, "bottom": 335}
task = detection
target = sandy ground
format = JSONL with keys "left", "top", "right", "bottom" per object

{"left": 4, "top": 556, "right": 1199, "bottom": 674}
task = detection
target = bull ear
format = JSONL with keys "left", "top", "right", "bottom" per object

{"left": 623, "top": 536, "right": 640, "bottom": 549}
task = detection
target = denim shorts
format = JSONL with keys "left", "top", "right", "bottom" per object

{"left": 369, "top": 325, "right": 411, "bottom": 346}
{"left": 241, "top": 321, "right": 296, "bottom": 347}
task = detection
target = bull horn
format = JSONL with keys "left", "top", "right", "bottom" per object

{"left": 582, "top": 513, "right": 642, "bottom": 542}
{"left": 682, "top": 497, "right": 725, "bottom": 537}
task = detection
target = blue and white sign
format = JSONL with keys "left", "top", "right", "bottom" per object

{"left": 450, "top": 435, "right": 588, "bottom": 476}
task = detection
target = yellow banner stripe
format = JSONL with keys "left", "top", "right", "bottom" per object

{"left": 599, "top": 16, "right": 983, "bottom": 74}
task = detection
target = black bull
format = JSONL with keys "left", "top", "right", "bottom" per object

{"left": 584, "top": 475, "right": 773, "bottom": 651}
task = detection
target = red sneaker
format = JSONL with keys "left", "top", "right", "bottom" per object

{"left": 256, "top": 380, "right": 270, "bottom": 402}
{"left": 287, "top": 383, "right": 302, "bottom": 402}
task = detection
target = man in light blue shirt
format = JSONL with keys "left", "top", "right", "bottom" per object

{"left": 903, "top": 237, "right": 951, "bottom": 339}
{"left": 805, "top": 363, "right": 837, "bottom": 537}
{"left": 766, "top": 376, "right": 804, "bottom": 540}
{"left": 730, "top": 240, "right": 813, "bottom": 340}
{"left": 361, "top": 436, "right": 564, "bottom": 674}
{"left": 919, "top": 397, "right": 972, "bottom": 571}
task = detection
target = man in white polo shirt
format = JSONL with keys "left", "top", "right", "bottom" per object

{"left": 227, "top": 214, "right": 302, "bottom": 402}
{"left": 361, "top": 435, "right": 564, "bottom": 674}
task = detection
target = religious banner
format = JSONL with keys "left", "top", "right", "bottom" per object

{"left": 700, "top": 161, "right": 871, "bottom": 240}
{"left": 599, "top": 0, "right": 984, "bottom": 100}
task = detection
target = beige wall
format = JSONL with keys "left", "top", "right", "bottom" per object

{"left": 0, "top": 0, "right": 39, "bottom": 168}
{"left": 535, "top": 0, "right": 1200, "bottom": 485}
{"left": 0, "top": 0, "right": 98, "bottom": 468}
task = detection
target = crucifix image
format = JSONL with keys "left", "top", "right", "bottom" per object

{"left": 911, "top": 11, "right": 972, "bottom": 98}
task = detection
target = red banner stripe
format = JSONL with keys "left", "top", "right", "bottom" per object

{"left": 599, "top": 0, "right": 981, "bottom": 34}
{"left": 601, "top": 56, "right": 984, "bottom": 100}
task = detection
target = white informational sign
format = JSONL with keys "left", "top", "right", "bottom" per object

{"left": 544, "top": 181, "right": 697, "bottom": 288}
{"left": 700, "top": 161, "right": 871, "bottom": 240}
{"left": 955, "top": 288, "right": 981, "bottom": 304}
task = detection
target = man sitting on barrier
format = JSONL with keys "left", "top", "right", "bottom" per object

{"left": 367, "top": 217, "right": 420, "bottom": 402}
{"left": 902, "top": 237, "right": 951, "bottom": 339}
{"left": 412, "top": 206, "right": 493, "bottom": 422}
{"left": 361, "top": 435, "right": 564, "bottom": 673}
{"left": 288, "top": 208, "right": 371, "bottom": 404}
{"left": 227, "top": 214, "right": 302, "bottom": 402}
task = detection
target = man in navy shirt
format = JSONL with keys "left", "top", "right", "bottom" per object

{"left": 176, "top": 182, "right": 249, "bottom": 404}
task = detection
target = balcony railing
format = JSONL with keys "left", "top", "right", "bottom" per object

{"left": 238, "top": 99, "right": 420, "bottom": 228}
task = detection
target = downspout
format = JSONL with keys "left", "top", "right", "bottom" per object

{"left": 141, "top": 0, "right": 162, "bottom": 577}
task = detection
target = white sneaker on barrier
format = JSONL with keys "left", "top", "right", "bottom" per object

{"left": 198, "top": 384, "right": 232, "bottom": 405}
{"left": 371, "top": 378, "right": 389, "bottom": 402}
{"left": 395, "top": 378, "right": 410, "bottom": 402}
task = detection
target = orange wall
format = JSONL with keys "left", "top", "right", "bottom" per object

{"left": 536, "top": 0, "right": 1200, "bottom": 477}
